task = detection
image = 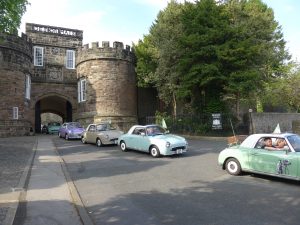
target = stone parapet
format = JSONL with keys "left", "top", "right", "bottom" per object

{"left": 76, "top": 41, "right": 135, "bottom": 65}
{"left": 26, "top": 23, "right": 83, "bottom": 47}
{"left": 0, "top": 33, "right": 33, "bottom": 70}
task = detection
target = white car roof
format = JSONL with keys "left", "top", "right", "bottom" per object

{"left": 240, "top": 133, "right": 296, "bottom": 148}
{"left": 127, "top": 124, "right": 160, "bottom": 134}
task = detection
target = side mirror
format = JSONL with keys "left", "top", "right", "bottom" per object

{"left": 140, "top": 132, "right": 145, "bottom": 136}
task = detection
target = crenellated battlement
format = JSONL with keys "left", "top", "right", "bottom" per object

{"left": 0, "top": 32, "right": 32, "bottom": 59}
{"left": 76, "top": 41, "right": 135, "bottom": 65}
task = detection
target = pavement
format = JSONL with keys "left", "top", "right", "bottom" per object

{"left": 0, "top": 135, "right": 93, "bottom": 225}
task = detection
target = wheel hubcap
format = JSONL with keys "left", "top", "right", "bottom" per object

{"left": 228, "top": 161, "right": 237, "bottom": 173}
{"left": 151, "top": 149, "right": 157, "bottom": 156}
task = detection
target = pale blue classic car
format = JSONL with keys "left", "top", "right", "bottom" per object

{"left": 118, "top": 125, "right": 188, "bottom": 157}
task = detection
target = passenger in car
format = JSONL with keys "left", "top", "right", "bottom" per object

{"left": 263, "top": 137, "right": 276, "bottom": 150}
{"left": 274, "top": 138, "right": 288, "bottom": 150}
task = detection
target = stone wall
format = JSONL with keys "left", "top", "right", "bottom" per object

{"left": 26, "top": 23, "right": 82, "bottom": 84}
{"left": 76, "top": 41, "right": 137, "bottom": 131}
{"left": 0, "top": 23, "right": 144, "bottom": 137}
{"left": 0, "top": 33, "right": 33, "bottom": 137}
{"left": 251, "top": 112, "right": 300, "bottom": 134}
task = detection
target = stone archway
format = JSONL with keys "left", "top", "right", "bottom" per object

{"left": 35, "top": 95, "right": 73, "bottom": 133}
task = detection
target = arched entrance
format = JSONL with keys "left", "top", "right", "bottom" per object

{"left": 35, "top": 95, "right": 73, "bottom": 133}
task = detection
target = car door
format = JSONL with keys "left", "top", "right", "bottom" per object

{"left": 134, "top": 128, "right": 150, "bottom": 152}
{"left": 86, "top": 125, "right": 96, "bottom": 143}
{"left": 249, "top": 148, "right": 298, "bottom": 178}
{"left": 127, "top": 128, "right": 149, "bottom": 151}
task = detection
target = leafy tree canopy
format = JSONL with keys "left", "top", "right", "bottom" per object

{"left": 0, "top": 0, "right": 29, "bottom": 34}
{"left": 134, "top": 0, "right": 290, "bottom": 116}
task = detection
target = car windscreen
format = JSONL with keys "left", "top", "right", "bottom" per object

{"left": 287, "top": 135, "right": 300, "bottom": 152}
{"left": 146, "top": 126, "right": 165, "bottom": 136}
{"left": 96, "top": 124, "right": 109, "bottom": 131}
{"left": 68, "top": 123, "right": 82, "bottom": 128}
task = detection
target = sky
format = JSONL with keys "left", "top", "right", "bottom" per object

{"left": 20, "top": 0, "right": 300, "bottom": 62}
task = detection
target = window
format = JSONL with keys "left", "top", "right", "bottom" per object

{"left": 13, "top": 107, "right": 18, "bottom": 119}
{"left": 88, "top": 125, "right": 95, "bottom": 132}
{"left": 78, "top": 78, "right": 86, "bottom": 102}
{"left": 25, "top": 75, "right": 31, "bottom": 100}
{"left": 66, "top": 50, "right": 75, "bottom": 69}
{"left": 34, "top": 46, "right": 43, "bottom": 66}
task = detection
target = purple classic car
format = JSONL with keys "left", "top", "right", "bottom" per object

{"left": 58, "top": 122, "right": 85, "bottom": 140}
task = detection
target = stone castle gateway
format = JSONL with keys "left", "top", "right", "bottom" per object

{"left": 0, "top": 23, "right": 144, "bottom": 137}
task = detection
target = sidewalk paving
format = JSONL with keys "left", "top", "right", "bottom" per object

{"left": 0, "top": 136, "right": 36, "bottom": 225}
{"left": 0, "top": 135, "right": 92, "bottom": 225}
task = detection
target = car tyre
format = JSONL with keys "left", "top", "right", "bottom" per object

{"left": 120, "top": 141, "right": 127, "bottom": 152}
{"left": 150, "top": 146, "right": 160, "bottom": 158}
{"left": 58, "top": 132, "right": 61, "bottom": 138}
{"left": 225, "top": 158, "right": 241, "bottom": 176}
{"left": 65, "top": 134, "right": 69, "bottom": 140}
{"left": 96, "top": 138, "right": 102, "bottom": 147}
{"left": 81, "top": 137, "right": 87, "bottom": 144}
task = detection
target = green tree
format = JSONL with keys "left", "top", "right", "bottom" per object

{"left": 261, "top": 62, "right": 300, "bottom": 112}
{"left": 221, "top": 0, "right": 290, "bottom": 117}
{"left": 134, "top": 0, "right": 290, "bottom": 119}
{"left": 0, "top": 0, "right": 29, "bottom": 34}
{"left": 135, "top": 1, "right": 186, "bottom": 117}
{"left": 133, "top": 35, "right": 158, "bottom": 88}
{"left": 177, "top": 0, "right": 229, "bottom": 113}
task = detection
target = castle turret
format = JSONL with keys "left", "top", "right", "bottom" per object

{"left": 0, "top": 32, "right": 33, "bottom": 137}
{"left": 76, "top": 41, "right": 137, "bottom": 130}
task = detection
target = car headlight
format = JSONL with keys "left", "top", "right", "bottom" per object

{"left": 166, "top": 141, "right": 171, "bottom": 148}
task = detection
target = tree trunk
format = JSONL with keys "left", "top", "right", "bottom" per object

{"left": 236, "top": 92, "right": 241, "bottom": 121}
{"left": 173, "top": 92, "right": 177, "bottom": 119}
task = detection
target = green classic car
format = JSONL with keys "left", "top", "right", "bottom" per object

{"left": 218, "top": 133, "right": 300, "bottom": 181}
{"left": 47, "top": 122, "right": 61, "bottom": 134}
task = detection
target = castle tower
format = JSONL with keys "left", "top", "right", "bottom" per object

{"left": 0, "top": 33, "right": 33, "bottom": 137}
{"left": 76, "top": 41, "right": 137, "bottom": 130}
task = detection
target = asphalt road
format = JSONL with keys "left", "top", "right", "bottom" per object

{"left": 53, "top": 137, "right": 300, "bottom": 225}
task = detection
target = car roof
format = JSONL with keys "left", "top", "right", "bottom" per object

{"left": 241, "top": 133, "right": 296, "bottom": 148}
{"left": 127, "top": 124, "right": 161, "bottom": 133}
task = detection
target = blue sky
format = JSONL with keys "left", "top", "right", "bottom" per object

{"left": 20, "top": 0, "right": 300, "bottom": 61}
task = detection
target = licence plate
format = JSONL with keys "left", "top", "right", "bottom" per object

{"left": 176, "top": 149, "right": 184, "bottom": 154}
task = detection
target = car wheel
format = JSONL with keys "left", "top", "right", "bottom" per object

{"left": 225, "top": 158, "right": 242, "bottom": 176}
{"left": 150, "top": 146, "right": 160, "bottom": 158}
{"left": 65, "top": 134, "right": 69, "bottom": 140}
{"left": 58, "top": 132, "right": 61, "bottom": 138}
{"left": 81, "top": 137, "right": 87, "bottom": 144}
{"left": 96, "top": 138, "right": 102, "bottom": 147}
{"left": 120, "top": 141, "right": 127, "bottom": 152}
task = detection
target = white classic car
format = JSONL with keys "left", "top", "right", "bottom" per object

{"left": 81, "top": 123, "right": 123, "bottom": 147}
